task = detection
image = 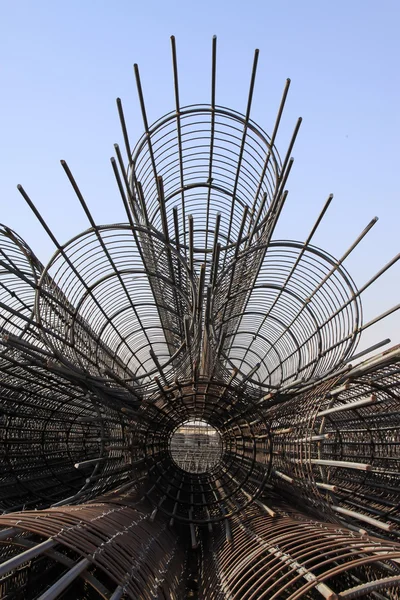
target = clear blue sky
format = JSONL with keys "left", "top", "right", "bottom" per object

{"left": 0, "top": 0, "right": 399, "bottom": 352}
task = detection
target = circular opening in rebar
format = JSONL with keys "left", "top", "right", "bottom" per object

{"left": 169, "top": 420, "right": 223, "bottom": 473}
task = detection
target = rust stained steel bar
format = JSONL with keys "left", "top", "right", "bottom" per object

{"left": 111, "top": 147, "right": 139, "bottom": 222}
{"left": 200, "top": 503, "right": 400, "bottom": 599}
{"left": 0, "top": 497, "right": 187, "bottom": 600}
{"left": 116, "top": 98, "right": 133, "bottom": 168}
{"left": 245, "top": 77, "right": 292, "bottom": 246}
{"left": 170, "top": 35, "right": 188, "bottom": 259}
{"left": 222, "top": 48, "right": 259, "bottom": 270}
{"left": 337, "top": 576, "right": 400, "bottom": 598}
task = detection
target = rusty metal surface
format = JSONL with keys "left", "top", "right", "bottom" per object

{"left": 0, "top": 496, "right": 186, "bottom": 599}
{"left": 200, "top": 502, "right": 400, "bottom": 599}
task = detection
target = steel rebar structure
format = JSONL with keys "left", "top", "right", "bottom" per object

{"left": 0, "top": 37, "right": 399, "bottom": 599}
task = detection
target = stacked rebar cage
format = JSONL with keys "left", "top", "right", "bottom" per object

{"left": 0, "top": 37, "right": 399, "bottom": 599}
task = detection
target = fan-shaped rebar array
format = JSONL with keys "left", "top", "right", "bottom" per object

{"left": 0, "top": 36, "right": 399, "bottom": 599}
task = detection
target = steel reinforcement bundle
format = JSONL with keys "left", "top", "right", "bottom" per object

{"left": 0, "top": 37, "right": 399, "bottom": 599}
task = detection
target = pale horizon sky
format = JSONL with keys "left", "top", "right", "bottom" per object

{"left": 0, "top": 0, "right": 399, "bottom": 355}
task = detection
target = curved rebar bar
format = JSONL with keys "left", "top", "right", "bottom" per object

{"left": 201, "top": 501, "right": 400, "bottom": 599}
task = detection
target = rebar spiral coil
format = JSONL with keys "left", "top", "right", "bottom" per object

{"left": 129, "top": 379, "right": 271, "bottom": 525}
{"left": 211, "top": 240, "right": 362, "bottom": 389}
{"left": 35, "top": 224, "right": 198, "bottom": 397}
{"left": 128, "top": 104, "right": 284, "bottom": 274}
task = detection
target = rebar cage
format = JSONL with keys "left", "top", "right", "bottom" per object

{"left": 0, "top": 36, "right": 399, "bottom": 599}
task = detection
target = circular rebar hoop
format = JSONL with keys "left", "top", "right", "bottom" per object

{"left": 130, "top": 379, "right": 272, "bottom": 524}
{"left": 212, "top": 240, "right": 361, "bottom": 389}
{"left": 129, "top": 105, "right": 283, "bottom": 273}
